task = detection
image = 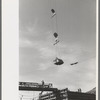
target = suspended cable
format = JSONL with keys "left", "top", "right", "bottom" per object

{"left": 49, "top": 0, "right": 64, "bottom": 65}
{"left": 50, "top": 1, "right": 58, "bottom": 58}
{"left": 55, "top": 0, "right": 58, "bottom": 33}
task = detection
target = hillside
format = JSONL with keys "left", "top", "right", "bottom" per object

{"left": 86, "top": 87, "right": 96, "bottom": 95}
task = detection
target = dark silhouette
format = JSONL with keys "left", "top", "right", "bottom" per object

{"left": 54, "top": 32, "right": 58, "bottom": 38}
{"left": 51, "top": 9, "right": 56, "bottom": 17}
{"left": 51, "top": 9, "right": 55, "bottom": 13}
{"left": 70, "top": 62, "right": 78, "bottom": 65}
{"left": 53, "top": 57, "right": 64, "bottom": 65}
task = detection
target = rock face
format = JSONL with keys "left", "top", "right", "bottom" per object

{"left": 87, "top": 87, "right": 96, "bottom": 95}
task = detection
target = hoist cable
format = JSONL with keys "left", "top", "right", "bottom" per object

{"left": 54, "top": 0, "right": 60, "bottom": 58}
{"left": 48, "top": 0, "right": 57, "bottom": 58}
{"left": 48, "top": 0, "right": 64, "bottom": 65}
{"left": 55, "top": 0, "right": 58, "bottom": 34}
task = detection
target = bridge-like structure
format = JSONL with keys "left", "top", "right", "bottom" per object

{"left": 19, "top": 86, "right": 58, "bottom": 92}
{"left": 19, "top": 82, "right": 96, "bottom": 100}
{"left": 19, "top": 82, "right": 58, "bottom": 92}
{"left": 19, "top": 82, "right": 61, "bottom": 100}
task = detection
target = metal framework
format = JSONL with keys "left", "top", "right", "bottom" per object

{"left": 19, "top": 82, "right": 58, "bottom": 92}
{"left": 19, "top": 82, "right": 96, "bottom": 100}
{"left": 39, "top": 88, "right": 96, "bottom": 100}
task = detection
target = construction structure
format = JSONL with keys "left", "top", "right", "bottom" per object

{"left": 39, "top": 88, "right": 96, "bottom": 100}
{"left": 19, "top": 82, "right": 96, "bottom": 100}
{"left": 19, "top": 82, "right": 58, "bottom": 92}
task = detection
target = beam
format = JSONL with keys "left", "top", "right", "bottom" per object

{"left": 19, "top": 86, "right": 58, "bottom": 92}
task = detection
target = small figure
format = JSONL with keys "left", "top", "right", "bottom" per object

{"left": 53, "top": 57, "right": 64, "bottom": 65}
{"left": 41, "top": 80, "right": 44, "bottom": 86}
{"left": 53, "top": 32, "right": 59, "bottom": 45}
{"left": 53, "top": 32, "right": 58, "bottom": 38}
{"left": 78, "top": 88, "right": 82, "bottom": 92}
{"left": 51, "top": 9, "right": 56, "bottom": 17}
{"left": 39, "top": 80, "right": 45, "bottom": 96}
{"left": 51, "top": 9, "right": 55, "bottom": 13}
{"left": 70, "top": 62, "right": 78, "bottom": 65}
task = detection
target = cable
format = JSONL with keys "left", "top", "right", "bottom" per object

{"left": 49, "top": 0, "right": 64, "bottom": 65}
{"left": 55, "top": 0, "right": 58, "bottom": 33}
{"left": 53, "top": 0, "right": 59, "bottom": 58}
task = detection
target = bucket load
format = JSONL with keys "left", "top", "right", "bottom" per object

{"left": 50, "top": 7, "right": 64, "bottom": 65}
{"left": 53, "top": 57, "right": 64, "bottom": 65}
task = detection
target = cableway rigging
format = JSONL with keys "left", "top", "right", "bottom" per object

{"left": 50, "top": 5, "right": 64, "bottom": 65}
{"left": 50, "top": 0, "right": 94, "bottom": 66}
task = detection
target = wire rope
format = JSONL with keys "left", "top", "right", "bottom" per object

{"left": 54, "top": 0, "right": 62, "bottom": 60}
{"left": 48, "top": 0, "right": 64, "bottom": 65}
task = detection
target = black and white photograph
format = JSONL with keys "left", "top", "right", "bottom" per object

{"left": 18, "top": 0, "right": 97, "bottom": 100}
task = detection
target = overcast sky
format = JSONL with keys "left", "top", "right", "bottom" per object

{"left": 19, "top": 0, "right": 96, "bottom": 93}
